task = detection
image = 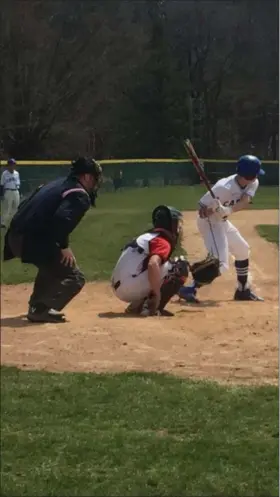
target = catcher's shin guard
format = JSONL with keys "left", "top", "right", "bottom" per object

{"left": 159, "top": 276, "right": 183, "bottom": 311}
{"left": 156, "top": 257, "right": 189, "bottom": 313}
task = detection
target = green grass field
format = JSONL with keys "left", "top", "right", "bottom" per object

{"left": 1, "top": 367, "right": 278, "bottom": 497}
{"left": 1, "top": 185, "right": 279, "bottom": 285}
{"left": 256, "top": 224, "right": 279, "bottom": 245}
{"left": 1, "top": 185, "right": 279, "bottom": 496}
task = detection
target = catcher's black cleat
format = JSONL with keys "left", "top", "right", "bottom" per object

{"left": 27, "top": 306, "right": 66, "bottom": 323}
{"left": 234, "top": 289, "right": 264, "bottom": 302}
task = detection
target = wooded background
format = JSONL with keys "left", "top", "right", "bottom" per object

{"left": 0, "top": 0, "right": 278, "bottom": 160}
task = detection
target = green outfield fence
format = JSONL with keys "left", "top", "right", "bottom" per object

{"left": 0, "top": 159, "right": 279, "bottom": 195}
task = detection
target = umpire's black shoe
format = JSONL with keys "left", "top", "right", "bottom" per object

{"left": 234, "top": 289, "right": 264, "bottom": 302}
{"left": 27, "top": 306, "right": 66, "bottom": 323}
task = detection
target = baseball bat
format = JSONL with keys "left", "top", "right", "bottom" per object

{"left": 183, "top": 138, "right": 216, "bottom": 199}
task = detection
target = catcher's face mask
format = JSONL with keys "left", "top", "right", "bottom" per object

{"left": 177, "top": 217, "right": 183, "bottom": 235}
{"left": 170, "top": 207, "right": 183, "bottom": 238}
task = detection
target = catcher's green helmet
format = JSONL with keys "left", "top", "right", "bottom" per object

{"left": 152, "top": 205, "right": 183, "bottom": 234}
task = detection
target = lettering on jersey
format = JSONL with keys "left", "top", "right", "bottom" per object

{"left": 223, "top": 198, "right": 241, "bottom": 207}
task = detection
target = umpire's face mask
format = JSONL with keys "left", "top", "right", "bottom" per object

{"left": 84, "top": 172, "right": 102, "bottom": 207}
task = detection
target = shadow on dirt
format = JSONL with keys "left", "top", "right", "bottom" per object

{"left": 175, "top": 299, "right": 221, "bottom": 308}
{"left": 1, "top": 315, "right": 39, "bottom": 328}
{"left": 98, "top": 300, "right": 220, "bottom": 319}
{"left": 98, "top": 312, "right": 145, "bottom": 319}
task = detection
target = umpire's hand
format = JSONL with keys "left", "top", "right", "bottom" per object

{"left": 60, "top": 247, "right": 76, "bottom": 267}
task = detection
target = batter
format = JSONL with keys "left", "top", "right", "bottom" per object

{"left": 179, "top": 155, "right": 265, "bottom": 303}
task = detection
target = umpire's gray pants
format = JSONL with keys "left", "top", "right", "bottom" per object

{"left": 29, "top": 260, "right": 85, "bottom": 311}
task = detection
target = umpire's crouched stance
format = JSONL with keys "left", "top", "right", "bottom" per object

{"left": 3, "top": 157, "right": 103, "bottom": 323}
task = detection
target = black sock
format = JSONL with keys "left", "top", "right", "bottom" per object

{"left": 235, "top": 259, "right": 249, "bottom": 290}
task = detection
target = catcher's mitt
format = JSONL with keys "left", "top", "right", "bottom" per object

{"left": 190, "top": 254, "right": 220, "bottom": 286}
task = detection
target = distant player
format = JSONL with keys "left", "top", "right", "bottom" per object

{"left": 0, "top": 158, "right": 20, "bottom": 228}
{"left": 178, "top": 155, "right": 265, "bottom": 303}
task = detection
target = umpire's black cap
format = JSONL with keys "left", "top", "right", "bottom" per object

{"left": 70, "top": 157, "right": 102, "bottom": 182}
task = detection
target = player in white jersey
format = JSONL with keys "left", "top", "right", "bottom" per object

{"left": 111, "top": 205, "right": 189, "bottom": 316}
{"left": 178, "top": 155, "right": 265, "bottom": 303}
{"left": 0, "top": 158, "right": 20, "bottom": 228}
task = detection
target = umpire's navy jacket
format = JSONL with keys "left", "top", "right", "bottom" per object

{"left": 3, "top": 176, "right": 91, "bottom": 266}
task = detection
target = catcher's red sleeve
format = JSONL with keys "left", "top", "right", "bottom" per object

{"left": 149, "top": 236, "right": 171, "bottom": 262}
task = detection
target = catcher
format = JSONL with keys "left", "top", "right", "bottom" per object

{"left": 111, "top": 204, "right": 220, "bottom": 316}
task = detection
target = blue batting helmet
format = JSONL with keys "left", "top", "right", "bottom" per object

{"left": 236, "top": 155, "right": 265, "bottom": 178}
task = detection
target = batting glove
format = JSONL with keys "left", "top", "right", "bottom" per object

{"left": 214, "top": 199, "right": 233, "bottom": 219}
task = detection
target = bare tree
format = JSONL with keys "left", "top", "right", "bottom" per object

{"left": 0, "top": 0, "right": 148, "bottom": 158}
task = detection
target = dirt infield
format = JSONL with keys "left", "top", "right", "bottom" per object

{"left": 1, "top": 210, "right": 278, "bottom": 385}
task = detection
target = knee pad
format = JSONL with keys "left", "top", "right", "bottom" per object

{"left": 78, "top": 273, "right": 86, "bottom": 289}
{"left": 72, "top": 269, "right": 86, "bottom": 290}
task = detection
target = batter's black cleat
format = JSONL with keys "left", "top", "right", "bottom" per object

{"left": 27, "top": 306, "right": 66, "bottom": 323}
{"left": 234, "top": 289, "right": 264, "bottom": 302}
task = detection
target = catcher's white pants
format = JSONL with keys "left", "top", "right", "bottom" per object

{"left": 112, "top": 261, "right": 171, "bottom": 303}
{"left": 197, "top": 216, "right": 249, "bottom": 274}
{"left": 1, "top": 190, "right": 20, "bottom": 227}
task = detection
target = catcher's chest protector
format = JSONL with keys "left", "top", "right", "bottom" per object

{"left": 150, "top": 228, "right": 177, "bottom": 256}
{"left": 121, "top": 232, "right": 162, "bottom": 276}
{"left": 10, "top": 177, "right": 88, "bottom": 234}
{"left": 114, "top": 230, "right": 173, "bottom": 281}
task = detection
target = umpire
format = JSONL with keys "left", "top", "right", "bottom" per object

{"left": 3, "top": 157, "right": 103, "bottom": 323}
